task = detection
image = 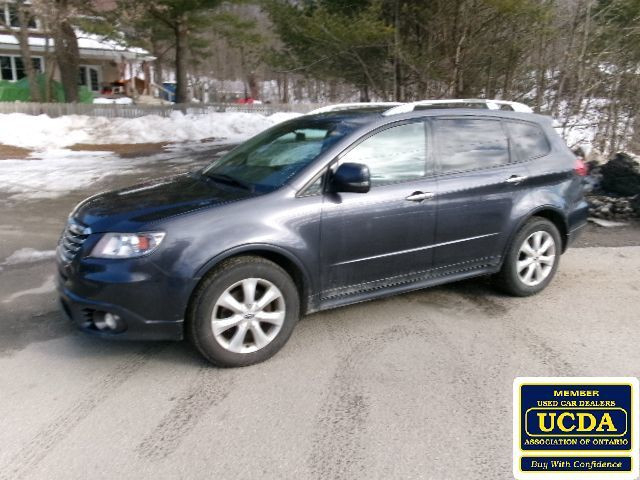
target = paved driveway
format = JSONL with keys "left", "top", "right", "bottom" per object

{"left": 1, "top": 146, "right": 639, "bottom": 479}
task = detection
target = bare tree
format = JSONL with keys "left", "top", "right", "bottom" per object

{"left": 51, "top": 0, "right": 80, "bottom": 102}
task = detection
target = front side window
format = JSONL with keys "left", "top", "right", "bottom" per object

{"left": 203, "top": 120, "right": 354, "bottom": 192}
{"left": 506, "top": 121, "right": 550, "bottom": 161}
{"left": 339, "top": 122, "right": 426, "bottom": 186}
{"left": 435, "top": 118, "right": 509, "bottom": 174}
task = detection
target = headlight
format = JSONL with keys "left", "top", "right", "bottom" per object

{"left": 91, "top": 232, "right": 165, "bottom": 258}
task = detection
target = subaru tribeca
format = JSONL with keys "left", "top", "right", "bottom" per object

{"left": 57, "top": 100, "right": 588, "bottom": 367}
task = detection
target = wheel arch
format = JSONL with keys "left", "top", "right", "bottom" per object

{"left": 503, "top": 206, "right": 569, "bottom": 263}
{"left": 189, "top": 244, "right": 315, "bottom": 319}
{"left": 532, "top": 208, "right": 568, "bottom": 251}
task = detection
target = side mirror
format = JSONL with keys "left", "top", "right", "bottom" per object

{"left": 331, "top": 162, "right": 371, "bottom": 194}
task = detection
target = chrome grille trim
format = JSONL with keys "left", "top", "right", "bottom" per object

{"left": 65, "top": 232, "right": 85, "bottom": 244}
{"left": 58, "top": 219, "right": 90, "bottom": 263}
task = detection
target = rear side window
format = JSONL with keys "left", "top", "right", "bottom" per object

{"left": 505, "top": 121, "right": 550, "bottom": 160}
{"left": 435, "top": 118, "right": 509, "bottom": 174}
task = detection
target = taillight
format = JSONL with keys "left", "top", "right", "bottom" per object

{"left": 574, "top": 157, "right": 588, "bottom": 176}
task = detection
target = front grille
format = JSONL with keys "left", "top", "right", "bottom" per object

{"left": 81, "top": 308, "right": 96, "bottom": 327}
{"left": 58, "top": 219, "right": 91, "bottom": 263}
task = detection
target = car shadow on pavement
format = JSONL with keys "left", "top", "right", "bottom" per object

{"left": 0, "top": 303, "right": 209, "bottom": 368}
{"left": 0, "top": 273, "right": 509, "bottom": 365}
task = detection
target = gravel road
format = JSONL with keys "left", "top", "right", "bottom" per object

{"left": 1, "top": 145, "right": 639, "bottom": 480}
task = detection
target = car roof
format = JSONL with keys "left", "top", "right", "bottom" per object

{"left": 304, "top": 107, "right": 551, "bottom": 127}
{"left": 306, "top": 106, "right": 394, "bottom": 122}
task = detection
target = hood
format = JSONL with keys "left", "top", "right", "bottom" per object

{"left": 72, "top": 173, "right": 254, "bottom": 232}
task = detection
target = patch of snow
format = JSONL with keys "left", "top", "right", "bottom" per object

{"left": 0, "top": 149, "right": 146, "bottom": 199}
{"left": 553, "top": 98, "right": 632, "bottom": 155}
{"left": 93, "top": 97, "right": 134, "bottom": 105}
{"left": 265, "top": 112, "right": 300, "bottom": 124}
{"left": 588, "top": 217, "right": 629, "bottom": 228}
{"left": 0, "top": 111, "right": 300, "bottom": 151}
{"left": 3, "top": 248, "right": 57, "bottom": 265}
{"left": 2, "top": 275, "right": 56, "bottom": 304}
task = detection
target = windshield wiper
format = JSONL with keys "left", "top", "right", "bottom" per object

{"left": 202, "top": 171, "right": 251, "bottom": 191}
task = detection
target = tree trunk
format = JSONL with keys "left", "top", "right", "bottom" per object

{"left": 328, "top": 79, "right": 337, "bottom": 102}
{"left": 174, "top": 18, "right": 189, "bottom": 104}
{"left": 44, "top": 32, "right": 55, "bottom": 102}
{"left": 52, "top": 2, "right": 79, "bottom": 103}
{"left": 282, "top": 74, "right": 289, "bottom": 103}
{"left": 248, "top": 72, "right": 259, "bottom": 99}
{"left": 360, "top": 84, "right": 370, "bottom": 102}
{"left": 39, "top": 10, "right": 56, "bottom": 103}
{"left": 151, "top": 38, "right": 164, "bottom": 88}
{"left": 16, "top": 2, "right": 40, "bottom": 101}
{"left": 393, "top": 0, "right": 402, "bottom": 101}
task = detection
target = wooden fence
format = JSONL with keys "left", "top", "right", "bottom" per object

{"left": 0, "top": 102, "right": 322, "bottom": 118}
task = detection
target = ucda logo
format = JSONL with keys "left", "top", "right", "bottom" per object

{"left": 536, "top": 411, "right": 617, "bottom": 433}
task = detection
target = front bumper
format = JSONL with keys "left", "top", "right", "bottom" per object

{"left": 58, "top": 285, "right": 183, "bottom": 340}
{"left": 56, "top": 247, "right": 190, "bottom": 340}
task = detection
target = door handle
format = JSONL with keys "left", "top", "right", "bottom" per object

{"left": 405, "top": 191, "right": 435, "bottom": 202}
{"left": 505, "top": 175, "right": 527, "bottom": 184}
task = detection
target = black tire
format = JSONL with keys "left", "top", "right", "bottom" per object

{"left": 494, "top": 217, "right": 562, "bottom": 297}
{"left": 187, "top": 256, "right": 300, "bottom": 367}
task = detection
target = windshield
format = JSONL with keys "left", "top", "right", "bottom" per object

{"left": 202, "top": 119, "right": 353, "bottom": 192}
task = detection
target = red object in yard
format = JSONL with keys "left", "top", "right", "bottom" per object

{"left": 235, "top": 97, "right": 256, "bottom": 104}
{"left": 574, "top": 157, "right": 588, "bottom": 176}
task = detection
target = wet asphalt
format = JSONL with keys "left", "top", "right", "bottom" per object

{"left": 1, "top": 144, "right": 639, "bottom": 479}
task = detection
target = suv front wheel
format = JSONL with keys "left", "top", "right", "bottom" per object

{"left": 187, "top": 256, "right": 300, "bottom": 367}
{"left": 495, "top": 217, "right": 561, "bottom": 296}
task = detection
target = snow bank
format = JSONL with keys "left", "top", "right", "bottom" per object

{"left": 0, "top": 111, "right": 302, "bottom": 150}
{"left": 3, "top": 248, "right": 56, "bottom": 265}
{"left": 0, "top": 149, "right": 150, "bottom": 199}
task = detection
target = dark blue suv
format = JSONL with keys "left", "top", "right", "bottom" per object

{"left": 57, "top": 101, "right": 588, "bottom": 367}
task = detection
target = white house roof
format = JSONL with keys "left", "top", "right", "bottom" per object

{"left": 0, "top": 30, "right": 154, "bottom": 61}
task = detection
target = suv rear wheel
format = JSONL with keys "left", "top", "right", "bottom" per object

{"left": 494, "top": 217, "right": 561, "bottom": 296}
{"left": 187, "top": 256, "right": 300, "bottom": 367}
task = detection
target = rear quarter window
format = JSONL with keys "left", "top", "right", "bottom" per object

{"left": 505, "top": 121, "right": 550, "bottom": 161}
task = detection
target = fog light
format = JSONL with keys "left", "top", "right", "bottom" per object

{"left": 93, "top": 311, "right": 124, "bottom": 332}
{"left": 104, "top": 313, "right": 119, "bottom": 330}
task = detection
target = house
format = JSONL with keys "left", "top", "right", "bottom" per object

{"left": 0, "top": 1, "right": 154, "bottom": 100}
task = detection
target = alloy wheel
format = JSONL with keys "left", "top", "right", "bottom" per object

{"left": 516, "top": 230, "right": 556, "bottom": 287}
{"left": 211, "top": 278, "right": 286, "bottom": 354}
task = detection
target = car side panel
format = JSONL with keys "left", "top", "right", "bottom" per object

{"left": 433, "top": 162, "right": 531, "bottom": 270}
{"left": 501, "top": 122, "right": 588, "bottom": 256}
{"left": 143, "top": 187, "right": 324, "bottom": 318}
{"left": 319, "top": 178, "right": 437, "bottom": 298}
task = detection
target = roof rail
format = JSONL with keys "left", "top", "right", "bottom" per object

{"left": 382, "top": 99, "right": 533, "bottom": 116}
{"left": 308, "top": 102, "right": 403, "bottom": 115}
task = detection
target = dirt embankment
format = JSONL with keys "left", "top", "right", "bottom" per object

{"left": 68, "top": 143, "right": 169, "bottom": 158}
{"left": 0, "top": 144, "right": 32, "bottom": 160}
{"left": 0, "top": 142, "right": 170, "bottom": 160}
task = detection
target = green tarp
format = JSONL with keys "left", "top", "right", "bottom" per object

{"left": 0, "top": 74, "right": 94, "bottom": 103}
